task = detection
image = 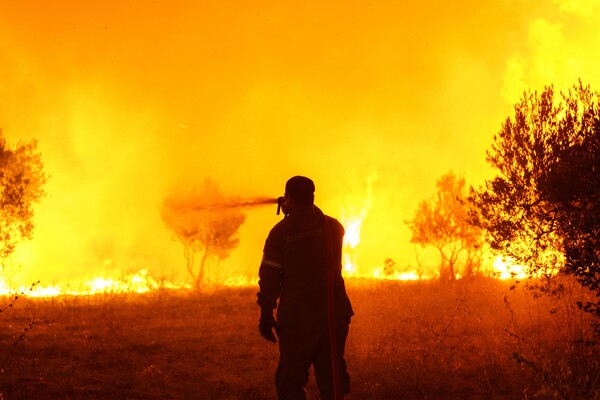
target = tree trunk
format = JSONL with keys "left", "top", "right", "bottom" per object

{"left": 437, "top": 248, "right": 454, "bottom": 281}
{"left": 184, "top": 244, "right": 196, "bottom": 284}
{"left": 448, "top": 250, "right": 459, "bottom": 281}
{"left": 196, "top": 247, "right": 210, "bottom": 292}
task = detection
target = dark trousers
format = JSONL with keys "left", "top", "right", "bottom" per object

{"left": 275, "top": 318, "right": 350, "bottom": 400}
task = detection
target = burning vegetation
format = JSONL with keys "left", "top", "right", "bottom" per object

{"left": 1, "top": 82, "right": 600, "bottom": 398}
{"left": 3, "top": 1, "right": 600, "bottom": 396}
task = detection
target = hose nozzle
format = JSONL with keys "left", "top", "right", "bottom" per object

{"left": 276, "top": 196, "right": 285, "bottom": 215}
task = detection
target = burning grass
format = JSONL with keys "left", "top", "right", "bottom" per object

{"left": 0, "top": 278, "right": 598, "bottom": 399}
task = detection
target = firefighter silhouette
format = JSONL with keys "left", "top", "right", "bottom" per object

{"left": 257, "top": 176, "right": 354, "bottom": 400}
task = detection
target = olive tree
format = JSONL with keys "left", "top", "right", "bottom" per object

{"left": 470, "top": 81, "right": 600, "bottom": 332}
{"left": 0, "top": 130, "right": 47, "bottom": 261}
{"left": 407, "top": 171, "right": 483, "bottom": 280}
{"left": 161, "top": 178, "right": 245, "bottom": 291}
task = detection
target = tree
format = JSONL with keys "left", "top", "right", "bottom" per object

{"left": 160, "top": 178, "right": 246, "bottom": 291}
{"left": 406, "top": 171, "right": 483, "bottom": 280}
{"left": 383, "top": 257, "right": 396, "bottom": 277}
{"left": 470, "top": 81, "right": 600, "bottom": 332}
{"left": 0, "top": 130, "right": 47, "bottom": 260}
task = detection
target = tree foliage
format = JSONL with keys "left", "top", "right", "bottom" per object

{"left": 160, "top": 178, "right": 246, "bottom": 291}
{"left": 407, "top": 171, "right": 483, "bottom": 280}
{"left": 0, "top": 130, "right": 47, "bottom": 259}
{"left": 470, "top": 81, "right": 600, "bottom": 332}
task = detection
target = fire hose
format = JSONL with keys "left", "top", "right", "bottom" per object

{"left": 323, "top": 216, "right": 343, "bottom": 400}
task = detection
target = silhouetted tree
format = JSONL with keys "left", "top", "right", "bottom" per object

{"left": 0, "top": 130, "right": 47, "bottom": 260}
{"left": 470, "top": 81, "right": 600, "bottom": 333}
{"left": 407, "top": 171, "right": 483, "bottom": 280}
{"left": 160, "top": 178, "right": 245, "bottom": 291}
{"left": 383, "top": 258, "right": 396, "bottom": 277}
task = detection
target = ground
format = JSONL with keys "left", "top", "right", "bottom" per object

{"left": 0, "top": 277, "right": 597, "bottom": 399}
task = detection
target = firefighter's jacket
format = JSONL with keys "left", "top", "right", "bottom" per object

{"left": 257, "top": 204, "right": 354, "bottom": 326}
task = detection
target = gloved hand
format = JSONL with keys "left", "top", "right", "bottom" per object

{"left": 258, "top": 317, "right": 278, "bottom": 343}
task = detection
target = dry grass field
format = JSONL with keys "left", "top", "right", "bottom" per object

{"left": 0, "top": 277, "right": 598, "bottom": 400}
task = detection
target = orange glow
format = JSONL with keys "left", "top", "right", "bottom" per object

{"left": 491, "top": 256, "right": 529, "bottom": 281}
{"left": 1, "top": 1, "right": 599, "bottom": 292}
{"left": 340, "top": 173, "right": 375, "bottom": 277}
{"left": 342, "top": 219, "right": 362, "bottom": 276}
{"left": 0, "top": 269, "right": 191, "bottom": 297}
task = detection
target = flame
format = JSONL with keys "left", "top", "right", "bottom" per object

{"left": 338, "top": 172, "right": 435, "bottom": 281}
{"left": 491, "top": 256, "right": 528, "bottom": 280}
{"left": 2, "top": 1, "right": 599, "bottom": 296}
{"left": 221, "top": 275, "right": 258, "bottom": 288}
{"left": 339, "top": 172, "right": 426, "bottom": 281}
{"left": 342, "top": 218, "right": 362, "bottom": 275}
{"left": 0, "top": 267, "right": 263, "bottom": 297}
{"left": 0, "top": 249, "right": 552, "bottom": 299}
{"left": 340, "top": 172, "right": 375, "bottom": 277}
{"left": 343, "top": 218, "right": 362, "bottom": 249}
{"left": 371, "top": 267, "right": 421, "bottom": 281}
{"left": 0, "top": 269, "right": 192, "bottom": 298}
{"left": 489, "top": 254, "right": 561, "bottom": 280}
{"left": 336, "top": 173, "right": 547, "bottom": 283}
{"left": 0, "top": 172, "right": 558, "bottom": 297}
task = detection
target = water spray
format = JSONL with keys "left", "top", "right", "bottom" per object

{"left": 179, "top": 197, "right": 282, "bottom": 213}
{"left": 186, "top": 196, "right": 287, "bottom": 216}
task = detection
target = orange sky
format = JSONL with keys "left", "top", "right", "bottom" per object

{"left": 1, "top": 0, "right": 600, "bottom": 286}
